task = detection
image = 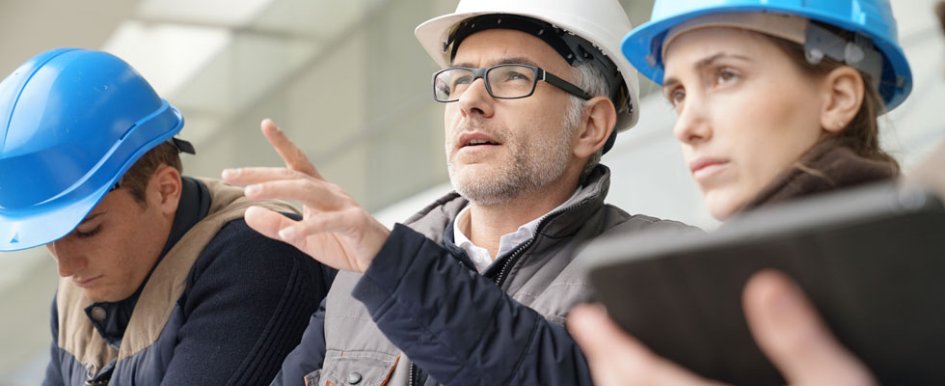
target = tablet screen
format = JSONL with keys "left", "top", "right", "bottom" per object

{"left": 582, "top": 183, "right": 945, "bottom": 385}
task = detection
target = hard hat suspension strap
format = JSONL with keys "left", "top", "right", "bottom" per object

{"left": 804, "top": 22, "right": 884, "bottom": 90}
{"left": 446, "top": 14, "right": 628, "bottom": 110}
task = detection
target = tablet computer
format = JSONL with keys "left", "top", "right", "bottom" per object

{"left": 580, "top": 182, "right": 945, "bottom": 385}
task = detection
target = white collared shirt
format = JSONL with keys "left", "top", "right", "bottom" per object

{"left": 452, "top": 186, "right": 586, "bottom": 273}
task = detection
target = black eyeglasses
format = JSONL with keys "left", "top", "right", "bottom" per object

{"left": 433, "top": 64, "right": 592, "bottom": 103}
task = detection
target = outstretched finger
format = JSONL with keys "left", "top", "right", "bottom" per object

{"left": 244, "top": 179, "right": 347, "bottom": 211}
{"left": 743, "top": 270, "right": 876, "bottom": 386}
{"left": 221, "top": 166, "right": 309, "bottom": 186}
{"left": 261, "top": 119, "right": 322, "bottom": 179}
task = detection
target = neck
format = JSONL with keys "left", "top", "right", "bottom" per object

{"left": 460, "top": 175, "right": 580, "bottom": 258}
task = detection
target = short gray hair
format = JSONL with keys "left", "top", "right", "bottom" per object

{"left": 565, "top": 61, "right": 612, "bottom": 183}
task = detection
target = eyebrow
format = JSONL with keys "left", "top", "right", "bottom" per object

{"left": 451, "top": 56, "right": 541, "bottom": 69}
{"left": 662, "top": 52, "right": 752, "bottom": 90}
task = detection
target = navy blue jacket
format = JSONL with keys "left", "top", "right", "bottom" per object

{"left": 43, "top": 178, "right": 335, "bottom": 385}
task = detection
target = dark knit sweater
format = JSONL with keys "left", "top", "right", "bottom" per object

{"left": 44, "top": 177, "right": 336, "bottom": 385}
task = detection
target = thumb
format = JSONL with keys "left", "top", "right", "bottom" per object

{"left": 569, "top": 304, "right": 719, "bottom": 386}
{"left": 743, "top": 270, "right": 875, "bottom": 385}
{"left": 569, "top": 305, "right": 624, "bottom": 362}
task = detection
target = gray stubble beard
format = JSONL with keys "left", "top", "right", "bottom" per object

{"left": 447, "top": 100, "right": 584, "bottom": 207}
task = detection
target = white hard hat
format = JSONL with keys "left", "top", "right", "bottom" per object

{"left": 416, "top": 0, "right": 641, "bottom": 132}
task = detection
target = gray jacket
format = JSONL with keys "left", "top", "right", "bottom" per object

{"left": 274, "top": 165, "right": 693, "bottom": 386}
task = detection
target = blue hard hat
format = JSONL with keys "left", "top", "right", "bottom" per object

{"left": 0, "top": 48, "right": 185, "bottom": 251}
{"left": 622, "top": 0, "right": 913, "bottom": 111}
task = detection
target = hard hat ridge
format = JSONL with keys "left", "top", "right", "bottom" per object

{"left": 0, "top": 48, "right": 188, "bottom": 251}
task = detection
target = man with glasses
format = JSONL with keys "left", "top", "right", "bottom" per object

{"left": 433, "top": 63, "right": 594, "bottom": 102}
{"left": 223, "top": 0, "right": 690, "bottom": 385}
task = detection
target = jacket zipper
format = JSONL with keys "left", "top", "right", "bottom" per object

{"left": 409, "top": 202, "right": 585, "bottom": 386}
{"left": 493, "top": 203, "right": 579, "bottom": 287}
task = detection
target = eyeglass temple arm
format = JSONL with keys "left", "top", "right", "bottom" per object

{"left": 542, "top": 70, "right": 593, "bottom": 100}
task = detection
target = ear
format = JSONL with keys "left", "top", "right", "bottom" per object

{"left": 573, "top": 96, "right": 618, "bottom": 159}
{"left": 150, "top": 165, "right": 182, "bottom": 218}
{"left": 819, "top": 66, "right": 864, "bottom": 134}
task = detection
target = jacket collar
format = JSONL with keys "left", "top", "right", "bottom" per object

{"left": 741, "top": 138, "right": 898, "bottom": 212}
{"left": 404, "top": 164, "right": 612, "bottom": 244}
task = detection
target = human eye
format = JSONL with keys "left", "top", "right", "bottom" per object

{"left": 495, "top": 66, "right": 533, "bottom": 83}
{"left": 452, "top": 73, "right": 473, "bottom": 85}
{"left": 664, "top": 86, "right": 686, "bottom": 109}
{"left": 439, "top": 68, "right": 473, "bottom": 86}
{"left": 74, "top": 225, "right": 102, "bottom": 239}
{"left": 714, "top": 67, "right": 739, "bottom": 86}
{"left": 505, "top": 70, "right": 530, "bottom": 81}
{"left": 446, "top": 70, "right": 474, "bottom": 95}
{"left": 435, "top": 79, "right": 452, "bottom": 96}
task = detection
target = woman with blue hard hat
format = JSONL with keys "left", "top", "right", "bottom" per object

{"left": 570, "top": 0, "right": 912, "bottom": 385}
{"left": 0, "top": 48, "right": 333, "bottom": 385}
{"left": 625, "top": 0, "right": 910, "bottom": 221}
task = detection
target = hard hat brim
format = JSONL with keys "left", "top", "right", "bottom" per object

{"left": 0, "top": 178, "right": 115, "bottom": 252}
{"left": 622, "top": 4, "right": 912, "bottom": 111}
{"left": 0, "top": 103, "right": 184, "bottom": 252}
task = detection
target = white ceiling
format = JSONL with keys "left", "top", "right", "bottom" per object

{"left": 0, "top": 0, "right": 137, "bottom": 75}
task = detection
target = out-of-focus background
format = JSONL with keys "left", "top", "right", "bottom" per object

{"left": 0, "top": 1, "right": 942, "bottom": 383}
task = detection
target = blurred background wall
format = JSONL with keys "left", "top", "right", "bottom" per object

{"left": 0, "top": 1, "right": 942, "bottom": 383}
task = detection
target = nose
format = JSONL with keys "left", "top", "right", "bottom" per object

{"left": 672, "top": 96, "right": 711, "bottom": 146}
{"left": 48, "top": 240, "right": 87, "bottom": 278}
{"left": 457, "top": 78, "right": 495, "bottom": 119}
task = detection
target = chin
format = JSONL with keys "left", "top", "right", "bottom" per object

{"left": 84, "top": 289, "right": 123, "bottom": 303}
{"left": 451, "top": 163, "right": 497, "bottom": 183}
{"left": 704, "top": 191, "right": 744, "bottom": 221}
{"left": 708, "top": 206, "right": 736, "bottom": 221}
{"left": 448, "top": 169, "right": 473, "bottom": 190}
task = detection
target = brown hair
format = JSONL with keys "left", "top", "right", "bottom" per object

{"left": 937, "top": 2, "right": 945, "bottom": 33}
{"left": 763, "top": 32, "right": 900, "bottom": 172}
{"left": 119, "top": 142, "right": 183, "bottom": 205}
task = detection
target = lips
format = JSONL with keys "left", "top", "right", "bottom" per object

{"left": 689, "top": 157, "right": 729, "bottom": 180}
{"left": 73, "top": 274, "right": 103, "bottom": 288}
{"left": 457, "top": 132, "right": 501, "bottom": 150}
